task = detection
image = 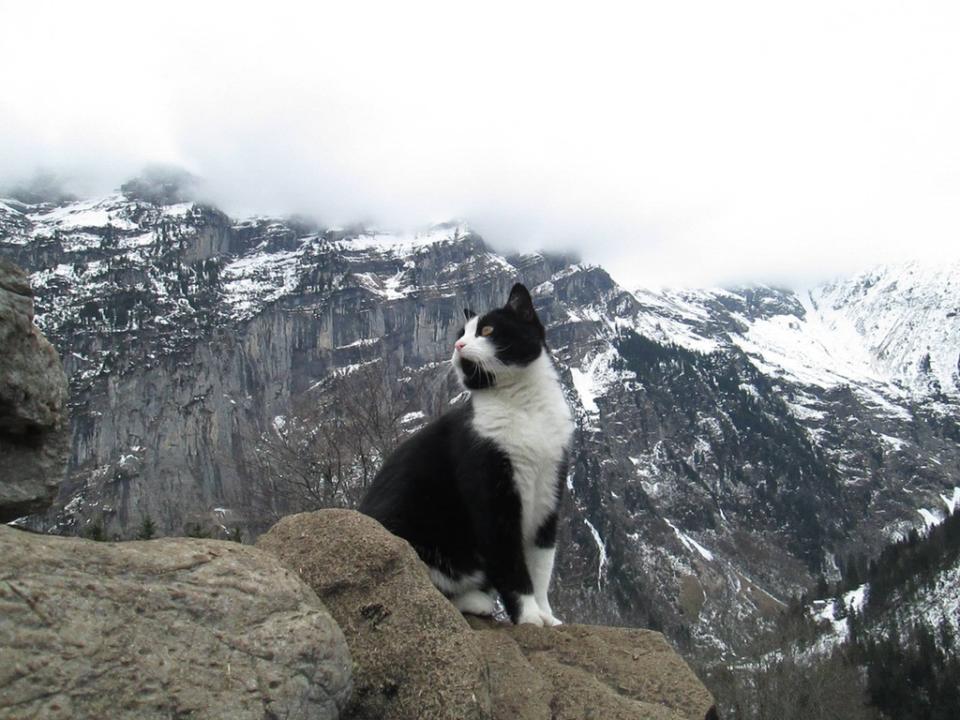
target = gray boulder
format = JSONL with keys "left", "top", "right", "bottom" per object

{"left": 258, "top": 509, "right": 717, "bottom": 720}
{"left": 257, "top": 509, "right": 492, "bottom": 720}
{"left": 0, "top": 258, "right": 69, "bottom": 522}
{"left": 0, "top": 526, "right": 352, "bottom": 720}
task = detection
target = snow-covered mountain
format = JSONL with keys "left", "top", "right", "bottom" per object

{"left": 2, "top": 176, "right": 958, "bottom": 663}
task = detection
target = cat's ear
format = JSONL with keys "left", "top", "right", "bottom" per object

{"left": 463, "top": 308, "right": 477, "bottom": 320}
{"left": 505, "top": 283, "right": 536, "bottom": 323}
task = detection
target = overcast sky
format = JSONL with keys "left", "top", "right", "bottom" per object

{"left": 2, "top": 1, "right": 958, "bottom": 288}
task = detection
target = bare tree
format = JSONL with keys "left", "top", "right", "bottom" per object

{"left": 249, "top": 360, "right": 437, "bottom": 522}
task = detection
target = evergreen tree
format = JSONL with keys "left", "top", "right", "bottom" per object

{"left": 856, "top": 618, "right": 960, "bottom": 720}
{"left": 136, "top": 514, "right": 157, "bottom": 540}
{"left": 847, "top": 608, "right": 862, "bottom": 650}
{"left": 83, "top": 518, "right": 106, "bottom": 541}
{"left": 815, "top": 574, "right": 829, "bottom": 598}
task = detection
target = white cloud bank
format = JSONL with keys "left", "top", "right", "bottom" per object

{"left": 1, "top": 0, "right": 959, "bottom": 288}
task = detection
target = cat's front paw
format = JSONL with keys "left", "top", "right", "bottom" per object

{"left": 517, "top": 595, "right": 544, "bottom": 626}
{"left": 518, "top": 610, "right": 545, "bottom": 626}
{"left": 534, "top": 597, "right": 561, "bottom": 626}
{"left": 538, "top": 609, "right": 562, "bottom": 626}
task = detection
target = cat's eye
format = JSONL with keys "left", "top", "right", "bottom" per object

{"left": 457, "top": 328, "right": 465, "bottom": 339}
{"left": 481, "top": 326, "right": 494, "bottom": 336}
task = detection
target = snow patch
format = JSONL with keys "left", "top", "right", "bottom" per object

{"left": 628, "top": 288, "right": 722, "bottom": 354}
{"left": 918, "top": 508, "right": 942, "bottom": 529}
{"left": 942, "top": 487, "right": 960, "bottom": 515}
{"left": 846, "top": 584, "right": 868, "bottom": 614}
{"left": 63, "top": 494, "right": 84, "bottom": 515}
{"left": 738, "top": 382, "right": 761, "bottom": 400}
{"left": 809, "top": 583, "right": 869, "bottom": 652}
{"left": 570, "top": 347, "right": 634, "bottom": 416}
{"left": 876, "top": 432, "right": 908, "bottom": 451}
{"left": 570, "top": 367, "right": 599, "bottom": 414}
{"left": 334, "top": 223, "right": 469, "bottom": 256}
{"left": 665, "top": 519, "right": 715, "bottom": 561}
{"left": 583, "top": 518, "right": 608, "bottom": 589}
{"left": 336, "top": 337, "right": 381, "bottom": 350}
{"left": 33, "top": 195, "right": 139, "bottom": 233}
{"left": 222, "top": 247, "right": 303, "bottom": 319}
{"left": 785, "top": 401, "right": 827, "bottom": 421}
{"left": 814, "top": 260, "right": 960, "bottom": 400}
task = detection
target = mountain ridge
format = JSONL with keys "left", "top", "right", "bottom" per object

{"left": 2, "top": 181, "right": 958, "bottom": 665}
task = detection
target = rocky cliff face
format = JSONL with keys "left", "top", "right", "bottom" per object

{"left": 0, "top": 258, "right": 69, "bottom": 521}
{"left": 2, "top": 178, "right": 958, "bottom": 662}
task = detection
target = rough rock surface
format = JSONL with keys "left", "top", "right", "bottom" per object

{"left": 469, "top": 617, "right": 717, "bottom": 720}
{"left": 257, "top": 509, "right": 716, "bottom": 720}
{"left": 257, "top": 509, "right": 493, "bottom": 720}
{"left": 0, "top": 258, "right": 69, "bottom": 522}
{"left": 0, "top": 526, "right": 352, "bottom": 720}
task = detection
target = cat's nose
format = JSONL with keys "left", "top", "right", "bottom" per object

{"left": 455, "top": 340, "right": 466, "bottom": 351}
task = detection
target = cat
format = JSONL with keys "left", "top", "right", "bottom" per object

{"left": 359, "top": 283, "right": 574, "bottom": 626}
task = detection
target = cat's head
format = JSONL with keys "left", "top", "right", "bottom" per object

{"left": 452, "top": 283, "right": 546, "bottom": 390}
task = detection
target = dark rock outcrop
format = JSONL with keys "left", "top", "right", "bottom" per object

{"left": 257, "top": 509, "right": 716, "bottom": 720}
{"left": 0, "top": 259, "right": 68, "bottom": 522}
{"left": 0, "top": 527, "right": 352, "bottom": 720}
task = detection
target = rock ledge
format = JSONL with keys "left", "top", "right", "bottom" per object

{"left": 0, "top": 527, "right": 352, "bottom": 720}
{"left": 258, "top": 509, "right": 717, "bottom": 720}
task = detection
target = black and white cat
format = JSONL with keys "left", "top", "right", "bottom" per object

{"left": 359, "top": 283, "right": 574, "bottom": 626}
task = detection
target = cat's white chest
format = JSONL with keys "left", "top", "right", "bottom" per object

{"left": 470, "top": 358, "right": 574, "bottom": 540}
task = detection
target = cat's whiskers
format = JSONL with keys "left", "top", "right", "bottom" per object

{"left": 477, "top": 359, "right": 493, "bottom": 383}
{"left": 474, "top": 355, "right": 504, "bottom": 384}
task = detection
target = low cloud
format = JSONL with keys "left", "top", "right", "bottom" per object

{"left": 2, "top": 1, "right": 959, "bottom": 288}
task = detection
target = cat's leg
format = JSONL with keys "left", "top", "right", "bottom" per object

{"left": 527, "top": 511, "right": 562, "bottom": 626}
{"left": 459, "top": 456, "right": 542, "bottom": 625}
{"left": 525, "top": 545, "right": 561, "bottom": 626}
{"left": 512, "top": 591, "right": 543, "bottom": 625}
{"left": 474, "top": 497, "right": 542, "bottom": 625}
{"left": 488, "top": 546, "right": 541, "bottom": 625}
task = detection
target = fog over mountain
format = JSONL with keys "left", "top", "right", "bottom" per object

{"left": 3, "top": 1, "right": 960, "bottom": 289}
